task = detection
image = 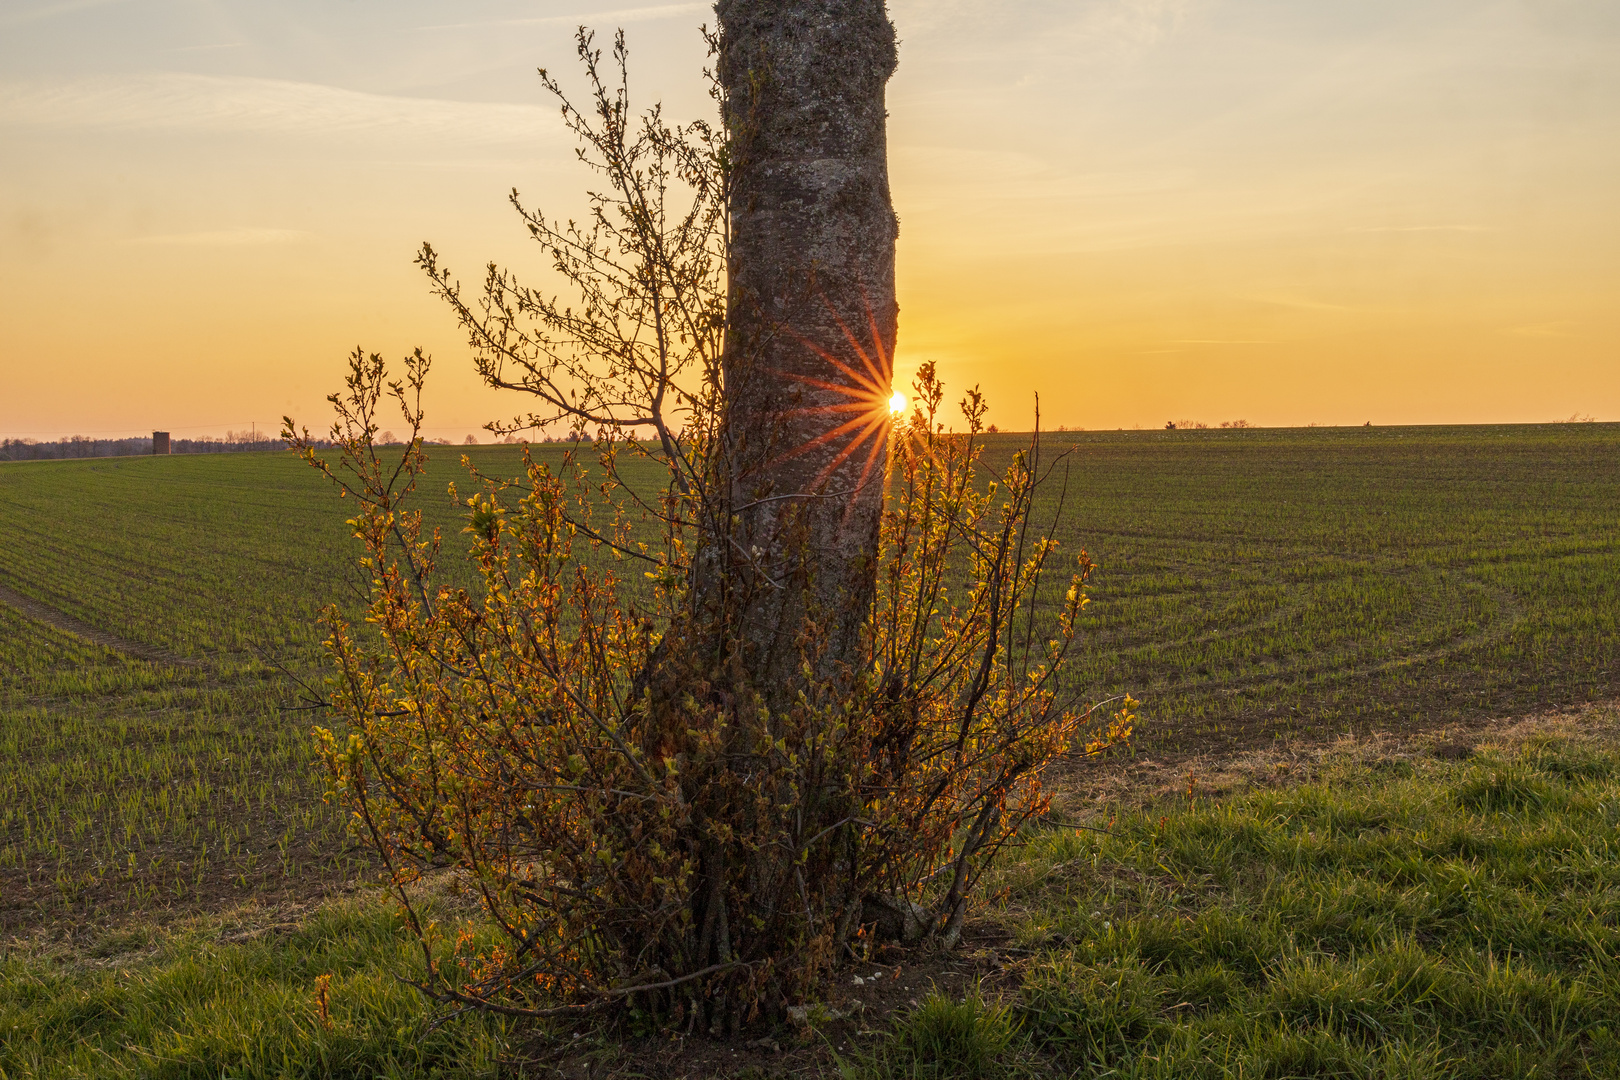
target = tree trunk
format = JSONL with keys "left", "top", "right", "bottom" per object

{"left": 711, "top": 0, "right": 900, "bottom": 701}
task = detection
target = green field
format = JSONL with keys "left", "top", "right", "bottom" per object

{"left": 3, "top": 425, "right": 1618, "bottom": 936}
{"left": 0, "top": 445, "right": 524, "bottom": 935}
{"left": 1046, "top": 423, "right": 1620, "bottom": 747}
{"left": 1, "top": 425, "right": 1617, "bottom": 1075}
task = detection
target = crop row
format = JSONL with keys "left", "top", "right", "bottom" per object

{"left": 3, "top": 426, "right": 1618, "bottom": 932}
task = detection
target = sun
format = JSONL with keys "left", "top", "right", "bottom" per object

{"left": 769, "top": 294, "right": 902, "bottom": 493}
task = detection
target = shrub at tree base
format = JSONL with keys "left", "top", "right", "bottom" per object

{"left": 290, "top": 355, "right": 1130, "bottom": 1031}
{"left": 283, "top": 23, "right": 1130, "bottom": 1032}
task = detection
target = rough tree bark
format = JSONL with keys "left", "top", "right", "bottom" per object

{"left": 708, "top": 0, "right": 900, "bottom": 701}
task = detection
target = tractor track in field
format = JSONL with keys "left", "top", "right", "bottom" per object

{"left": 0, "top": 582, "right": 199, "bottom": 667}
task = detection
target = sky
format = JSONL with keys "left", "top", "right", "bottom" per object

{"left": 1, "top": 0, "right": 1617, "bottom": 441}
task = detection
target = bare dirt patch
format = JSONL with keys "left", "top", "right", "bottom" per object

{"left": 505, "top": 924, "right": 1022, "bottom": 1080}
{"left": 1046, "top": 698, "right": 1620, "bottom": 823}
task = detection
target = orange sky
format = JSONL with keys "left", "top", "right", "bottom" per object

{"left": 2, "top": 0, "right": 1617, "bottom": 440}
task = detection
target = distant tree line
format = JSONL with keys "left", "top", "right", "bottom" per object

{"left": 1165, "top": 419, "right": 1252, "bottom": 430}
{"left": 0, "top": 430, "right": 595, "bottom": 461}
{"left": 0, "top": 432, "right": 291, "bottom": 462}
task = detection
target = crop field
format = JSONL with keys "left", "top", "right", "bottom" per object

{"left": 1, "top": 424, "right": 1617, "bottom": 941}
{"left": 1025, "top": 423, "right": 1620, "bottom": 750}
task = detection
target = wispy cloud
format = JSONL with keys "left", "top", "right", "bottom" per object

{"left": 1348, "top": 224, "right": 1488, "bottom": 233}
{"left": 412, "top": 3, "right": 709, "bottom": 32}
{"left": 0, "top": 0, "right": 129, "bottom": 30}
{"left": 1068, "top": 0, "right": 1197, "bottom": 51}
{"left": 891, "top": 0, "right": 1195, "bottom": 55}
{"left": 125, "top": 228, "right": 312, "bottom": 247}
{"left": 0, "top": 74, "right": 561, "bottom": 145}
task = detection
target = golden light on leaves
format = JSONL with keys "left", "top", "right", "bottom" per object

{"left": 294, "top": 351, "right": 1129, "bottom": 1018}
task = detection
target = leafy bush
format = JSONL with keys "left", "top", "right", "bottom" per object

{"left": 290, "top": 352, "right": 1127, "bottom": 1028}
{"left": 284, "top": 33, "right": 1130, "bottom": 1029}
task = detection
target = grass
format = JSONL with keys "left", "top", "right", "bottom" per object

{"left": 850, "top": 992, "right": 1019, "bottom": 1079}
{"left": 843, "top": 715, "right": 1620, "bottom": 1079}
{"left": 2, "top": 424, "right": 1618, "bottom": 1075}
{"left": 9, "top": 718, "right": 1618, "bottom": 1078}
{"left": 0, "top": 894, "right": 512, "bottom": 1079}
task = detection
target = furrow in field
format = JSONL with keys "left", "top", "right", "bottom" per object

{"left": 0, "top": 581, "right": 199, "bottom": 667}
